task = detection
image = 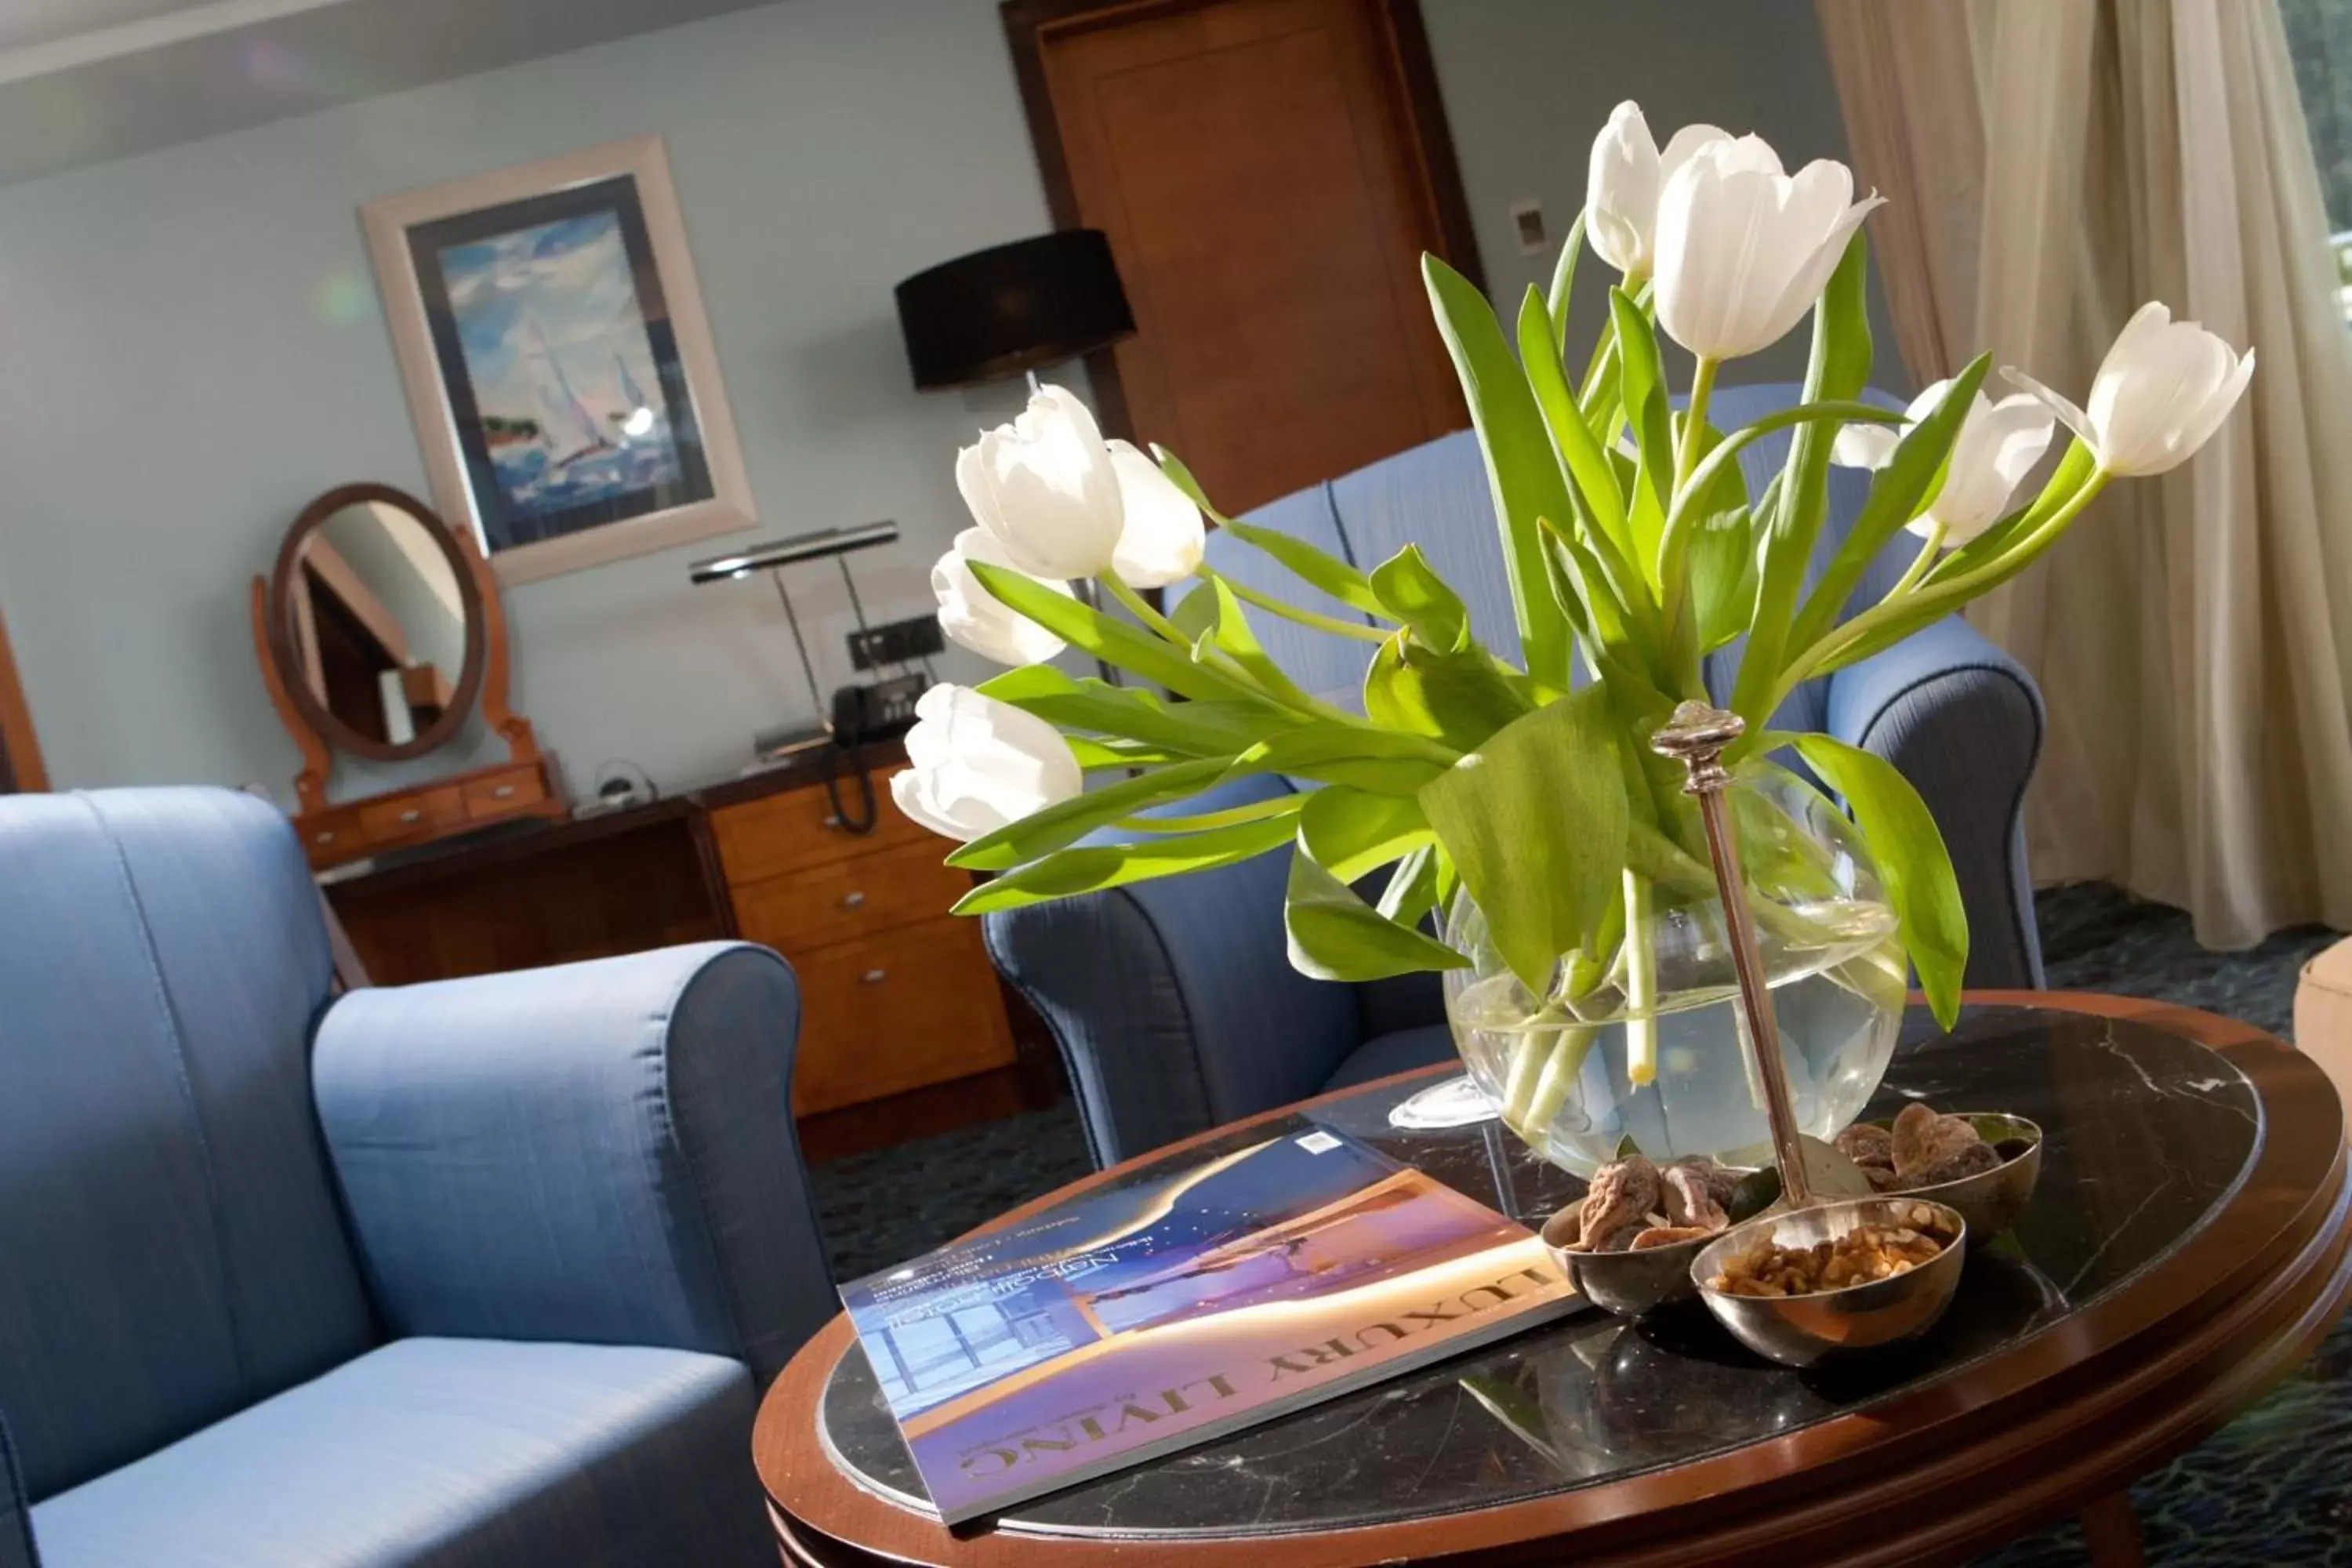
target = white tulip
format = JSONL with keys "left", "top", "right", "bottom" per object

{"left": 955, "top": 383, "right": 1124, "bottom": 579}
{"left": 1653, "top": 136, "right": 1884, "bottom": 362}
{"left": 2003, "top": 302, "right": 2254, "bottom": 477}
{"left": 931, "top": 528, "right": 1070, "bottom": 666}
{"left": 1105, "top": 439, "right": 1205, "bottom": 589}
{"left": 890, "top": 684, "right": 1083, "bottom": 843}
{"left": 1830, "top": 380, "right": 2055, "bottom": 546}
{"left": 1584, "top": 101, "right": 1730, "bottom": 278}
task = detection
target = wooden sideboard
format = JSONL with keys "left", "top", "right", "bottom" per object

{"left": 321, "top": 744, "right": 1044, "bottom": 1157}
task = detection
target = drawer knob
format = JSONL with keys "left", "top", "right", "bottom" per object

{"left": 840, "top": 891, "right": 866, "bottom": 909}
{"left": 492, "top": 783, "right": 517, "bottom": 800}
{"left": 860, "top": 967, "right": 887, "bottom": 985}
{"left": 315, "top": 830, "right": 336, "bottom": 845}
{"left": 398, "top": 808, "right": 423, "bottom": 825}
{"left": 823, "top": 814, "right": 842, "bottom": 829}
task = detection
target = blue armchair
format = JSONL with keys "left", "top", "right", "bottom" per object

{"left": 0, "top": 788, "right": 834, "bottom": 1567}
{"left": 988, "top": 384, "right": 2048, "bottom": 1168}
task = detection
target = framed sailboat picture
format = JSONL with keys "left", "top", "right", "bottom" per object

{"left": 361, "top": 136, "right": 755, "bottom": 583}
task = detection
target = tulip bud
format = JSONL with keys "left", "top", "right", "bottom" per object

{"left": 1653, "top": 136, "right": 1883, "bottom": 362}
{"left": 890, "top": 684, "right": 1083, "bottom": 843}
{"left": 1831, "top": 380, "right": 2055, "bottom": 546}
{"left": 954, "top": 384, "right": 1125, "bottom": 579}
{"left": 2003, "top": 302, "right": 2254, "bottom": 477}
{"left": 1585, "top": 102, "right": 1729, "bottom": 279}
{"left": 1106, "top": 440, "right": 1205, "bottom": 589}
{"left": 932, "top": 528, "right": 1071, "bottom": 666}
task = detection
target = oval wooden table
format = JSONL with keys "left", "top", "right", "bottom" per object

{"left": 756, "top": 993, "right": 2352, "bottom": 1566}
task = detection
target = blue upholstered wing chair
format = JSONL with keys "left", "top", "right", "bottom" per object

{"left": 0, "top": 788, "right": 835, "bottom": 1568}
{"left": 987, "top": 383, "right": 2049, "bottom": 1169}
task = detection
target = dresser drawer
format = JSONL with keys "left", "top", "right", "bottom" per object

{"left": 462, "top": 764, "right": 549, "bottom": 821}
{"left": 357, "top": 786, "right": 466, "bottom": 844}
{"left": 732, "top": 838, "right": 970, "bottom": 956}
{"left": 301, "top": 806, "right": 365, "bottom": 865}
{"left": 710, "top": 781, "right": 928, "bottom": 886}
{"left": 793, "top": 919, "right": 1017, "bottom": 1114}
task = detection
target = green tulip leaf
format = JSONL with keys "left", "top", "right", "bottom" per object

{"left": 1546, "top": 208, "right": 1587, "bottom": 347}
{"left": 1787, "top": 355, "right": 1992, "bottom": 656}
{"left": 1782, "top": 731, "right": 1969, "bottom": 1029}
{"left": 1066, "top": 736, "right": 1184, "bottom": 769}
{"left": 947, "top": 755, "right": 1240, "bottom": 871}
{"left": 968, "top": 561, "right": 1263, "bottom": 706}
{"left": 953, "top": 809, "right": 1301, "bottom": 915}
{"left": 1377, "top": 841, "right": 1447, "bottom": 926}
{"left": 1363, "top": 629, "right": 1534, "bottom": 753}
{"left": 1369, "top": 545, "right": 1471, "bottom": 653}
{"left": 976, "top": 665, "right": 1295, "bottom": 756}
{"left": 1283, "top": 848, "right": 1468, "bottom": 982}
{"left": 1609, "top": 286, "right": 1674, "bottom": 572}
{"left": 1417, "top": 686, "right": 1630, "bottom": 992}
{"left": 1155, "top": 447, "right": 1388, "bottom": 619}
{"left": 1423, "top": 253, "right": 1577, "bottom": 691}
{"left": 1298, "top": 785, "right": 1432, "bottom": 883}
{"left": 1517, "top": 288, "right": 1632, "bottom": 563}
{"left": 1235, "top": 723, "right": 1454, "bottom": 797}
{"left": 1733, "top": 233, "right": 1874, "bottom": 724}
{"left": 1688, "top": 504, "right": 1759, "bottom": 652}
{"left": 1167, "top": 580, "right": 1222, "bottom": 641}
{"left": 1200, "top": 575, "right": 1319, "bottom": 710}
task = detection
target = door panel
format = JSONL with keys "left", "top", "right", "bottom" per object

{"left": 0, "top": 607, "right": 43, "bottom": 793}
{"left": 1032, "top": 0, "right": 1472, "bottom": 513}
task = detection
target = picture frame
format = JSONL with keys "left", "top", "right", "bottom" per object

{"left": 361, "top": 135, "right": 755, "bottom": 584}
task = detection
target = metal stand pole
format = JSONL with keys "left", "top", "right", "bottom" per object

{"left": 1651, "top": 701, "right": 1816, "bottom": 1209}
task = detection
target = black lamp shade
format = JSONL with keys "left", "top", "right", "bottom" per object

{"left": 895, "top": 230, "right": 1134, "bottom": 390}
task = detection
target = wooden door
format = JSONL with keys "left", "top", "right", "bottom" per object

{"left": 0, "top": 606, "right": 44, "bottom": 793}
{"left": 1008, "top": 0, "right": 1479, "bottom": 514}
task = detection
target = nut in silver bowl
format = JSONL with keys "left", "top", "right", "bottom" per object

{"left": 1540, "top": 1208, "right": 1708, "bottom": 1317}
{"left": 1888, "top": 1112, "right": 2042, "bottom": 1239}
{"left": 1690, "top": 1196, "right": 1968, "bottom": 1368}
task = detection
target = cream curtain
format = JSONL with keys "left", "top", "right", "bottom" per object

{"left": 1818, "top": 0, "right": 2352, "bottom": 949}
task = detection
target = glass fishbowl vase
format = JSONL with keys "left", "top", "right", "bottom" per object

{"left": 1442, "top": 761, "right": 1907, "bottom": 1178}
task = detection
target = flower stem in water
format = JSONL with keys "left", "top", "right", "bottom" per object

{"left": 1622, "top": 871, "right": 1660, "bottom": 1086}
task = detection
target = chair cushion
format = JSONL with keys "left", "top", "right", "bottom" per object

{"left": 1321, "top": 1023, "right": 1460, "bottom": 1092}
{"left": 28, "top": 1340, "right": 769, "bottom": 1568}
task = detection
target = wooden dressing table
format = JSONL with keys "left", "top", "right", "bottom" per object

{"left": 319, "top": 745, "right": 1044, "bottom": 1160}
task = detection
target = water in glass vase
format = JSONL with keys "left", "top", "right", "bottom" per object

{"left": 1441, "top": 763, "right": 1910, "bottom": 1177}
{"left": 1446, "top": 920, "right": 1904, "bottom": 1176}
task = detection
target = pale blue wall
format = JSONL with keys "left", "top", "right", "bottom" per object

{"left": 0, "top": 0, "right": 1864, "bottom": 797}
{"left": 1423, "top": 0, "right": 1902, "bottom": 392}
{"left": 0, "top": 0, "right": 1054, "bottom": 798}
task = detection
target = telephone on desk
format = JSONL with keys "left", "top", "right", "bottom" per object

{"left": 808, "top": 672, "right": 927, "bottom": 836}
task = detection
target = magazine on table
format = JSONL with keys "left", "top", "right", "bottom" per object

{"left": 837, "top": 1123, "right": 1580, "bottom": 1524}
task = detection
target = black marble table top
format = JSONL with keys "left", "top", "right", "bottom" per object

{"left": 817, "top": 1004, "right": 2263, "bottom": 1537}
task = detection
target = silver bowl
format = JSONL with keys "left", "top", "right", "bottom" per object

{"left": 1540, "top": 1208, "right": 1709, "bottom": 1317}
{"left": 1890, "top": 1112, "right": 2042, "bottom": 1238}
{"left": 1690, "top": 1196, "right": 1968, "bottom": 1367}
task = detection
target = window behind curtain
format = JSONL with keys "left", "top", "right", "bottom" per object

{"left": 2282, "top": 0, "right": 2352, "bottom": 316}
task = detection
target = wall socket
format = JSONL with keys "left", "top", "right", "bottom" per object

{"left": 847, "top": 615, "right": 946, "bottom": 671}
{"left": 1509, "top": 198, "right": 1548, "bottom": 256}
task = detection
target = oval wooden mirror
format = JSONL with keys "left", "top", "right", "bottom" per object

{"left": 270, "top": 484, "right": 486, "bottom": 761}
{"left": 252, "top": 482, "right": 561, "bottom": 868}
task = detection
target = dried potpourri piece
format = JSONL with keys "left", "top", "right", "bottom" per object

{"left": 1890, "top": 1102, "right": 1983, "bottom": 1179}
{"left": 1707, "top": 1203, "right": 1959, "bottom": 1298}
{"left": 1559, "top": 1153, "right": 1744, "bottom": 1254}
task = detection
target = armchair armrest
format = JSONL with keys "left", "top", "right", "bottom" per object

{"left": 1825, "top": 615, "right": 2046, "bottom": 989}
{"left": 984, "top": 775, "right": 1362, "bottom": 1168}
{"left": 312, "top": 942, "right": 833, "bottom": 1384}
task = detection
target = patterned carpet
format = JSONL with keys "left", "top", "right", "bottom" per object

{"left": 806, "top": 881, "right": 2346, "bottom": 1564}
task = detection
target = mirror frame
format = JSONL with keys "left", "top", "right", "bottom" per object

{"left": 267, "top": 481, "right": 488, "bottom": 764}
